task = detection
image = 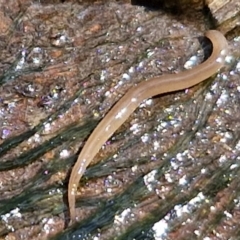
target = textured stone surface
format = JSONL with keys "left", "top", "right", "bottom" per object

{"left": 0, "top": 1, "right": 239, "bottom": 239}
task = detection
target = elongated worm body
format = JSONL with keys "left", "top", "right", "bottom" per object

{"left": 68, "top": 30, "right": 228, "bottom": 223}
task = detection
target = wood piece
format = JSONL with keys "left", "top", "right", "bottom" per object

{"left": 205, "top": 0, "right": 240, "bottom": 33}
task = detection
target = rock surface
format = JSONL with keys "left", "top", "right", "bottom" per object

{"left": 0, "top": 1, "right": 239, "bottom": 239}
